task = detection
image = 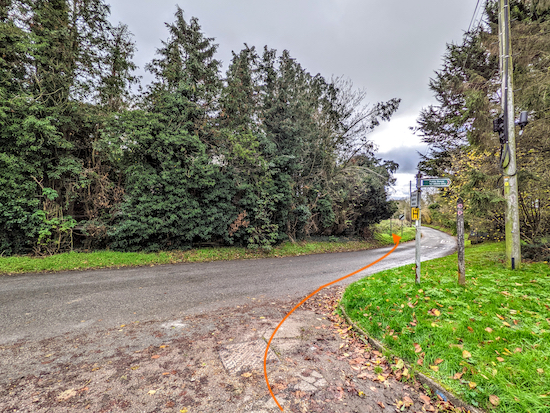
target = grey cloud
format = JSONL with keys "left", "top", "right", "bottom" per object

{"left": 378, "top": 145, "right": 428, "bottom": 174}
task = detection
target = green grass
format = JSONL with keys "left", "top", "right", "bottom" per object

{"left": 341, "top": 242, "right": 550, "bottom": 412}
{"left": 0, "top": 221, "right": 418, "bottom": 275}
{"left": 0, "top": 239, "right": 389, "bottom": 275}
{"left": 374, "top": 219, "right": 416, "bottom": 244}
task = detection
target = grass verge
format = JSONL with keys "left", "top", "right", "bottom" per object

{"left": 341, "top": 242, "right": 550, "bottom": 412}
{"left": 0, "top": 221, "right": 417, "bottom": 275}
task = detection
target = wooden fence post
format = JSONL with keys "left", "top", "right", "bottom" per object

{"left": 457, "top": 198, "right": 466, "bottom": 286}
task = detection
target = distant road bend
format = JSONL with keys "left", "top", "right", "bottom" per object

{"left": 0, "top": 227, "right": 456, "bottom": 344}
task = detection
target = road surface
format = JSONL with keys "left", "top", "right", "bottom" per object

{"left": 0, "top": 227, "right": 455, "bottom": 344}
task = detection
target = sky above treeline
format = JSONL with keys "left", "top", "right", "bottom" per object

{"left": 108, "top": 0, "right": 482, "bottom": 199}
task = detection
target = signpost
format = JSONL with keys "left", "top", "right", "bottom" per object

{"left": 413, "top": 175, "right": 452, "bottom": 284}
{"left": 417, "top": 178, "right": 451, "bottom": 188}
{"left": 410, "top": 190, "right": 420, "bottom": 208}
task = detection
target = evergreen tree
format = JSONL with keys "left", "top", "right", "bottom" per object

{"left": 107, "top": 8, "right": 233, "bottom": 251}
{"left": 415, "top": 0, "right": 550, "bottom": 243}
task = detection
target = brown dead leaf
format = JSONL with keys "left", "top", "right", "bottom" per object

{"left": 377, "top": 401, "right": 385, "bottom": 408}
{"left": 485, "top": 327, "right": 493, "bottom": 333}
{"left": 151, "top": 355, "right": 160, "bottom": 359}
{"left": 489, "top": 395, "right": 500, "bottom": 406}
{"left": 403, "top": 395, "right": 413, "bottom": 406}
{"left": 414, "top": 343, "right": 422, "bottom": 353}
{"left": 241, "top": 372, "right": 252, "bottom": 378}
{"left": 467, "top": 326, "right": 474, "bottom": 332}
{"left": 497, "top": 357, "right": 505, "bottom": 362}
{"left": 430, "top": 365, "right": 439, "bottom": 372}
{"left": 469, "top": 382, "right": 477, "bottom": 389}
{"left": 514, "top": 347, "right": 522, "bottom": 353}
{"left": 419, "top": 394, "right": 431, "bottom": 403}
{"left": 462, "top": 350, "right": 472, "bottom": 358}
{"left": 434, "top": 358, "right": 444, "bottom": 365}
{"left": 452, "top": 372, "right": 463, "bottom": 380}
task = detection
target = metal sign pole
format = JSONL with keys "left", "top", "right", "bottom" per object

{"left": 415, "top": 172, "right": 422, "bottom": 284}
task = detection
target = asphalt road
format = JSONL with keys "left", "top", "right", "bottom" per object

{"left": 0, "top": 227, "right": 456, "bottom": 345}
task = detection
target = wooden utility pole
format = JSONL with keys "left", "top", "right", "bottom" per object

{"left": 499, "top": 0, "right": 521, "bottom": 269}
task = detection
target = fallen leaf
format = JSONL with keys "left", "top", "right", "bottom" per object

{"left": 469, "top": 382, "right": 477, "bottom": 389}
{"left": 537, "top": 368, "right": 544, "bottom": 374}
{"left": 434, "top": 309, "right": 441, "bottom": 317}
{"left": 414, "top": 343, "right": 422, "bottom": 353}
{"left": 58, "top": 389, "right": 77, "bottom": 401}
{"left": 148, "top": 390, "right": 156, "bottom": 395}
{"left": 151, "top": 355, "right": 160, "bottom": 359}
{"left": 419, "top": 394, "right": 431, "bottom": 403}
{"left": 162, "top": 372, "right": 170, "bottom": 375}
{"left": 131, "top": 365, "right": 140, "bottom": 370}
{"left": 403, "top": 396, "right": 414, "bottom": 406}
{"left": 452, "top": 372, "right": 463, "bottom": 380}
{"left": 159, "top": 345, "right": 167, "bottom": 349}
{"left": 485, "top": 327, "right": 493, "bottom": 333}
{"left": 434, "top": 358, "right": 444, "bottom": 365}
{"left": 462, "top": 350, "right": 472, "bottom": 358}
{"left": 489, "top": 395, "right": 500, "bottom": 406}
{"left": 514, "top": 347, "right": 522, "bottom": 353}
{"left": 497, "top": 357, "right": 505, "bottom": 362}
{"left": 377, "top": 401, "right": 385, "bottom": 408}
{"left": 467, "top": 326, "right": 474, "bottom": 332}
{"left": 430, "top": 365, "right": 439, "bottom": 372}
{"left": 502, "top": 321, "right": 511, "bottom": 327}
{"left": 241, "top": 372, "right": 252, "bottom": 378}
{"left": 496, "top": 314, "right": 505, "bottom": 320}
{"left": 395, "top": 359, "right": 404, "bottom": 370}
{"left": 180, "top": 409, "right": 188, "bottom": 413}
{"left": 417, "top": 358, "right": 423, "bottom": 366}
{"left": 377, "top": 374, "right": 386, "bottom": 382}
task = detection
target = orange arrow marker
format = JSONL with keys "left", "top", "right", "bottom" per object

{"left": 264, "top": 233, "right": 402, "bottom": 411}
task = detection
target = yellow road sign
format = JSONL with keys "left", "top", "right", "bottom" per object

{"left": 411, "top": 208, "right": 419, "bottom": 220}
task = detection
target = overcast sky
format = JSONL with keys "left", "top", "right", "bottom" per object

{"left": 108, "top": 0, "right": 481, "bottom": 199}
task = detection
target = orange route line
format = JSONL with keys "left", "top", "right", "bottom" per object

{"left": 263, "top": 233, "right": 402, "bottom": 411}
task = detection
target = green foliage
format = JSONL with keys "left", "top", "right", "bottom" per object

{"left": 1, "top": 4, "right": 400, "bottom": 255}
{"left": 416, "top": 1, "right": 550, "bottom": 251}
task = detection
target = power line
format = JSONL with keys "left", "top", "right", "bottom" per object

{"left": 467, "top": 0, "right": 483, "bottom": 34}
